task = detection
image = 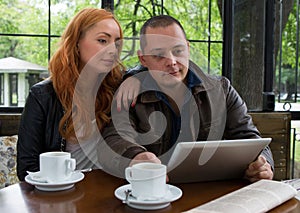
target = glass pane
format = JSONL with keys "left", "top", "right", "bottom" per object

{"left": 210, "top": 0, "right": 223, "bottom": 41}
{"left": 50, "top": 2, "right": 76, "bottom": 35}
{"left": 121, "top": 37, "right": 140, "bottom": 69}
{"left": 165, "top": 0, "right": 222, "bottom": 41}
{"left": 274, "top": 0, "right": 299, "bottom": 111}
{"left": 114, "top": 0, "right": 223, "bottom": 75}
{"left": 0, "top": 36, "right": 49, "bottom": 67}
{"left": 0, "top": 0, "right": 224, "bottom": 110}
{"left": 50, "top": 37, "right": 61, "bottom": 57}
{"left": 0, "top": 0, "right": 48, "bottom": 35}
{"left": 114, "top": 0, "right": 154, "bottom": 39}
{"left": 50, "top": 1, "right": 102, "bottom": 35}
{"left": 9, "top": 74, "right": 18, "bottom": 106}
{"left": 209, "top": 43, "right": 223, "bottom": 75}
{"left": 189, "top": 42, "right": 222, "bottom": 76}
{"left": 0, "top": 36, "right": 48, "bottom": 107}
{"left": 190, "top": 42, "right": 209, "bottom": 72}
{"left": 232, "top": 0, "right": 266, "bottom": 111}
{"left": 0, "top": 36, "right": 19, "bottom": 59}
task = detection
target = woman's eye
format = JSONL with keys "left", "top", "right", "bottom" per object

{"left": 98, "top": 39, "right": 107, "bottom": 44}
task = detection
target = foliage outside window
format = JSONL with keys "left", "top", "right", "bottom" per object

{"left": 114, "top": 0, "right": 223, "bottom": 74}
{"left": 275, "top": 0, "right": 299, "bottom": 106}
{"left": 0, "top": 0, "right": 222, "bottom": 70}
{"left": 0, "top": 0, "right": 222, "bottom": 108}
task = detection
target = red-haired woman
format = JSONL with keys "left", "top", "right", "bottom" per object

{"left": 17, "top": 8, "right": 129, "bottom": 181}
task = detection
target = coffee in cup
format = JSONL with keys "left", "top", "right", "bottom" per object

{"left": 125, "top": 162, "right": 167, "bottom": 200}
{"left": 40, "top": 151, "right": 76, "bottom": 183}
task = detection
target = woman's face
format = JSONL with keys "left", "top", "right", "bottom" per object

{"left": 78, "top": 18, "right": 121, "bottom": 72}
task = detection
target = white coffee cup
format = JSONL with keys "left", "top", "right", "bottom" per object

{"left": 125, "top": 162, "right": 167, "bottom": 200}
{"left": 40, "top": 152, "right": 76, "bottom": 183}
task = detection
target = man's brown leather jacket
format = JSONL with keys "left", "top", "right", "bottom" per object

{"left": 100, "top": 61, "right": 274, "bottom": 177}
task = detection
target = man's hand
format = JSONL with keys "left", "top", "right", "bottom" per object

{"left": 129, "top": 152, "right": 169, "bottom": 182}
{"left": 244, "top": 155, "right": 273, "bottom": 182}
{"left": 129, "top": 152, "right": 161, "bottom": 166}
{"left": 115, "top": 76, "right": 140, "bottom": 111}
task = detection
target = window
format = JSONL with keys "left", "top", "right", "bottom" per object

{"left": 114, "top": 0, "right": 223, "bottom": 75}
{"left": 9, "top": 74, "right": 18, "bottom": 106}
{"left": 27, "top": 74, "right": 41, "bottom": 89}
{"left": 0, "top": 74, "right": 4, "bottom": 105}
{"left": 0, "top": 0, "right": 222, "bottom": 111}
{"left": 275, "top": 1, "right": 299, "bottom": 112}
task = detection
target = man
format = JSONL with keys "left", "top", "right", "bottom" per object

{"left": 100, "top": 15, "right": 274, "bottom": 182}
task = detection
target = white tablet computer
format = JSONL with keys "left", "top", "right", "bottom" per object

{"left": 167, "top": 138, "right": 272, "bottom": 183}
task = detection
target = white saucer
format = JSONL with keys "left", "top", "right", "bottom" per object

{"left": 114, "top": 184, "right": 182, "bottom": 210}
{"left": 25, "top": 172, "right": 84, "bottom": 192}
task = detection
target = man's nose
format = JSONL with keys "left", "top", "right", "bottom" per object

{"left": 165, "top": 52, "right": 176, "bottom": 66}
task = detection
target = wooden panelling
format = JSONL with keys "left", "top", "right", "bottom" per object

{"left": 0, "top": 112, "right": 292, "bottom": 181}
{"left": 0, "top": 113, "right": 21, "bottom": 136}
{"left": 249, "top": 112, "right": 291, "bottom": 180}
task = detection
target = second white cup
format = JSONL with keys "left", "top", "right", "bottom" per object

{"left": 125, "top": 162, "right": 167, "bottom": 200}
{"left": 40, "top": 151, "right": 76, "bottom": 183}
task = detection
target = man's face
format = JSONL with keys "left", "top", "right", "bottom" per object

{"left": 138, "top": 23, "right": 190, "bottom": 88}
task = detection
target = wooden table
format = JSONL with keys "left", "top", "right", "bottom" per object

{"left": 0, "top": 169, "right": 299, "bottom": 213}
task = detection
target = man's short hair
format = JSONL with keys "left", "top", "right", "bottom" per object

{"left": 140, "top": 15, "right": 187, "bottom": 51}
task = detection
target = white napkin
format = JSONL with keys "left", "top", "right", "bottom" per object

{"left": 27, "top": 171, "right": 49, "bottom": 183}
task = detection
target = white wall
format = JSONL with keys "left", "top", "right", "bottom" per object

{"left": 18, "top": 73, "right": 26, "bottom": 107}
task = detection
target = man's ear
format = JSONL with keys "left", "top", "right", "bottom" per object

{"left": 137, "top": 50, "right": 147, "bottom": 66}
{"left": 187, "top": 41, "right": 190, "bottom": 58}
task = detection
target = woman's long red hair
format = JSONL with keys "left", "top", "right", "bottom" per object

{"left": 49, "top": 8, "right": 124, "bottom": 141}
